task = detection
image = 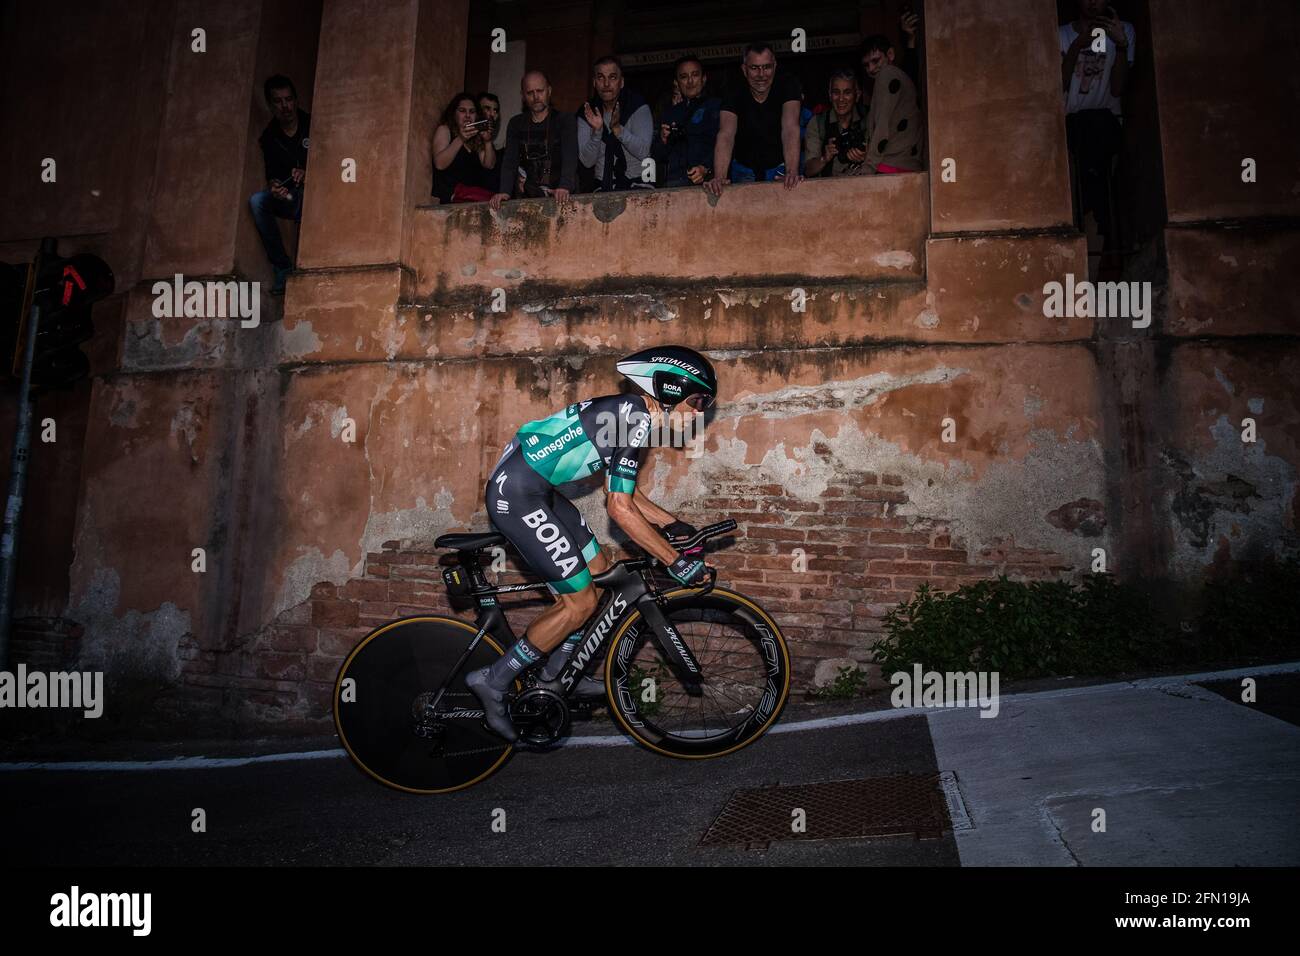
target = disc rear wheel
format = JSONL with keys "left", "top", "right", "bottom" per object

{"left": 334, "top": 616, "right": 515, "bottom": 793}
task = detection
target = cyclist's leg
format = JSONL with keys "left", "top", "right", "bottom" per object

{"left": 504, "top": 491, "right": 598, "bottom": 660}
{"left": 469, "top": 450, "right": 597, "bottom": 738}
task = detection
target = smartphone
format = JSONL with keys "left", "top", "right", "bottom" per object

{"left": 464, "top": 119, "right": 491, "bottom": 132}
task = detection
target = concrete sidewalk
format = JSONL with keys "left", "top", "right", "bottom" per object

{"left": 928, "top": 665, "right": 1300, "bottom": 866}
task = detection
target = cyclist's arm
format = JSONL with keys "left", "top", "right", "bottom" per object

{"left": 604, "top": 406, "right": 677, "bottom": 564}
{"left": 608, "top": 491, "right": 677, "bottom": 564}
{"left": 631, "top": 487, "right": 675, "bottom": 527}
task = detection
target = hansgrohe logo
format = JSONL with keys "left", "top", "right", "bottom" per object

{"left": 524, "top": 423, "right": 583, "bottom": 461}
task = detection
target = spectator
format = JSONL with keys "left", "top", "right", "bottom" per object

{"left": 804, "top": 69, "right": 868, "bottom": 178}
{"left": 432, "top": 92, "right": 497, "bottom": 204}
{"left": 249, "top": 74, "right": 309, "bottom": 295}
{"left": 477, "top": 91, "right": 504, "bottom": 149}
{"left": 898, "top": 7, "right": 923, "bottom": 91}
{"left": 577, "top": 56, "right": 654, "bottom": 192}
{"left": 1061, "top": 0, "right": 1135, "bottom": 248}
{"left": 652, "top": 77, "right": 682, "bottom": 131}
{"left": 491, "top": 70, "right": 578, "bottom": 209}
{"left": 654, "top": 55, "right": 721, "bottom": 187}
{"left": 860, "top": 35, "right": 924, "bottom": 174}
{"left": 707, "top": 42, "right": 803, "bottom": 196}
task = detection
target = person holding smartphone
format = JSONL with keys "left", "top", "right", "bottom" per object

{"left": 432, "top": 92, "right": 498, "bottom": 204}
{"left": 1061, "top": 0, "right": 1136, "bottom": 250}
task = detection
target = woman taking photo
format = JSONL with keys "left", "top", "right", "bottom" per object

{"left": 432, "top": 92, "right": 497, "bottom": 203}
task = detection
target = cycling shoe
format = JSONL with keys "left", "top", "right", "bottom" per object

{"left": 465, "top": 666, "right": 519, "bottom": 743}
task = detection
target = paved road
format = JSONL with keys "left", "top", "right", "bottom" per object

{"left": 2, "top": 664, "right": 1296, "bottom": 866}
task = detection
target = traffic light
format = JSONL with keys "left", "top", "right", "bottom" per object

{"left": 21, "top": 249, "right": 114, "bottom": 389}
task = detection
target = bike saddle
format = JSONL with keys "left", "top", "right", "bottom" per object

{"left": 435, "top": 531, "right": 506, "bottom": 551}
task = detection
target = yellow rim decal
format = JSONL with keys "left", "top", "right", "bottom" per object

{"left": 604, "top": 588, "right": 791, "bottom": 760}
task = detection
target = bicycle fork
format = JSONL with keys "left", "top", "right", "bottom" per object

{"left": 636, "top": 595, "right": 705, "bottom": 695}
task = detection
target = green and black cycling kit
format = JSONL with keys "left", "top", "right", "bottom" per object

{"left": 486, "top": 392, "right": 653, "bottom": 593}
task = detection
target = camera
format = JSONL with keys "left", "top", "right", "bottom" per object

{"left": 464, "top": 119, "right": 491, "bottom": 133}
{"left": 665, "top": 122, "right": 687, "bottom": 146}
{"left": 831, "top": 126, "right": 865, "bottom": 156}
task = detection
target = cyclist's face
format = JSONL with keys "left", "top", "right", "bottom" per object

{"left": 683, "top": 392, "right": 714, "bottom": 412}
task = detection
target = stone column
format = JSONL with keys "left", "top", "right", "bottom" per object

{"left": 1144, "top": 0, "right": 1300, "bottom": 582}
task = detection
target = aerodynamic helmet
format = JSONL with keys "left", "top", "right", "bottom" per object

{"left": 616, "top": 345, "right": 718, "bottom": 410}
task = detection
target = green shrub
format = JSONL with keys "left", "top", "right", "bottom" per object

{"left": 873, "top": 573, "right": 1170, "bottom": 680}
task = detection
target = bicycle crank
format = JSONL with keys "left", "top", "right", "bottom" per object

{"left": 509, "top": 687, "right": 571, "bottom": 747}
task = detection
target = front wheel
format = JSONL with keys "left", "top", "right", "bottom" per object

{"left": 334, "top": 615, "right": 516, "bottom": 794}
{"left": 605, "top": 587, "right": 791, "bottom": 758}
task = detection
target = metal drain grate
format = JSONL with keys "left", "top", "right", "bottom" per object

{"left": 700, "top": 774, "right": 953, "bottom": 848}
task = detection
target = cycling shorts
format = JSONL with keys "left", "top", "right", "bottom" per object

{"left": 485, "top": 440, "right": 601, "bottom": 594}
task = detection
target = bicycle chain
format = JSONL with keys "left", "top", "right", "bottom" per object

{"left": 441, "top": 745, "right": 512, "bottom": 758}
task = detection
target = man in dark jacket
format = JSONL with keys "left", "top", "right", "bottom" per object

{"left": 653, "top": 55, "right": 721, "bottom": 187}
{"left": 249, "top": 74, "right": 310, "bottom": 295}
{"left": 491, "top": 70, "right": 578, "bottom": 208}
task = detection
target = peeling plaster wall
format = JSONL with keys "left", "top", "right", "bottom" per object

{"left": 411, "top": 172, "right": 929, "bottom": 300}
{"left": 1157, "top": 345, "right": 1300, "bottom": 576}
{"left": 256, "top": 343, "right": 1111, "bottom": 622}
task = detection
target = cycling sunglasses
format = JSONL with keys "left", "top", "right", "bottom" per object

{"left": 683, "top": 392, "right": 715, "bottom": 411}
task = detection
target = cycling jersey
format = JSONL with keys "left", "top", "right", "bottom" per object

{"left": 486, "top": 393, "right": 653, "bottom": 593}
{"left": 512, "top": 393, "right": 653, "bottom": 492}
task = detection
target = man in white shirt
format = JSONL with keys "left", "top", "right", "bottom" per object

{"left": 1060, "top": 0, "right": 1135, "bottom": 248}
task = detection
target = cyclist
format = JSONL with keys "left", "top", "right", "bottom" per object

{"left": 466, "top": 345, "right": 718, "bottom": 742}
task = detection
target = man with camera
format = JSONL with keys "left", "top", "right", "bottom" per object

{"left": 804, "top": 69, "right": 868, "bottom": 178}
{"left": 491, "top": 70, "right": 578, "bottom": 209}
{"left": 653, "top": 55, "right": 721, "bottom": 188}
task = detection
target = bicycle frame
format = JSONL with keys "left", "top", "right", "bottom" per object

{"left": 430, "top": 521, "right": 735, "bottom": 716}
